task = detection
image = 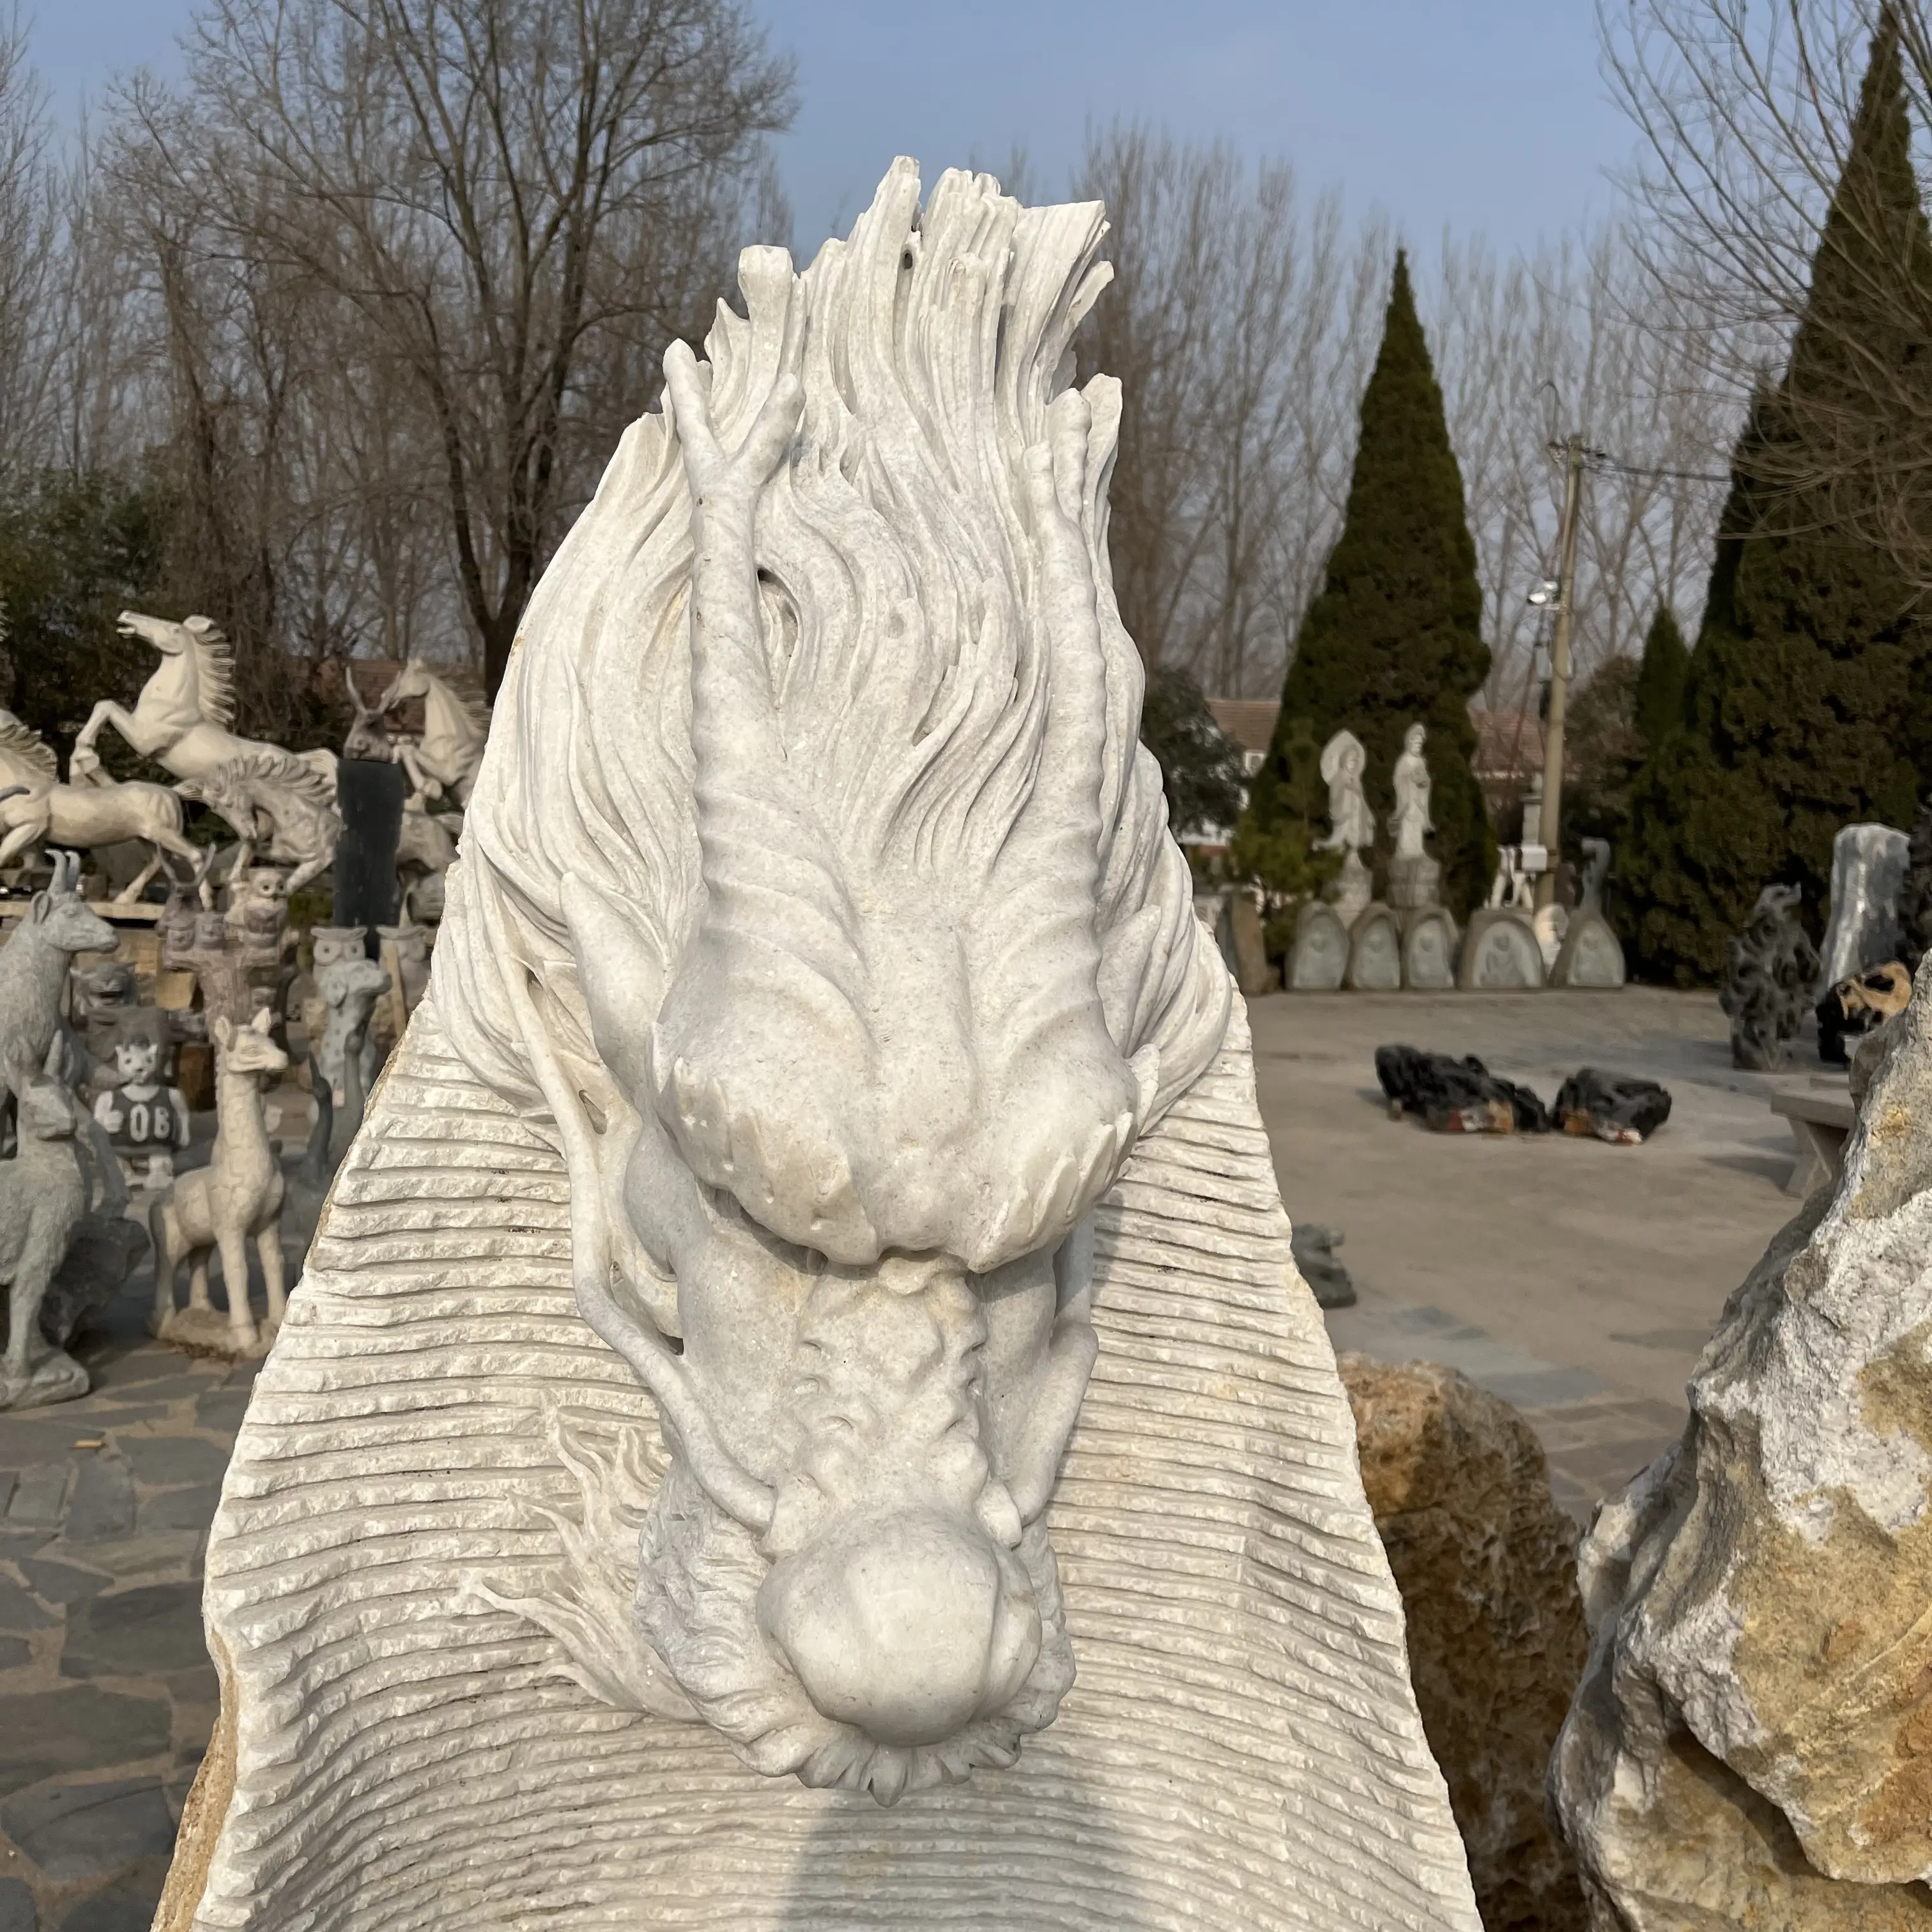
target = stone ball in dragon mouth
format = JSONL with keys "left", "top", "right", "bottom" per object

{"left": 755, "top": 1505, "right": 1043, "bottom": 1748}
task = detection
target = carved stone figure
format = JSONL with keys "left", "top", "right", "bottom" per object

{"left": 0, "top": 1043, "right": 90, "bottom": 1409}
{"left": 1457, "top": 908, "right": 1545, "bottom": 990}
{"left": 1816, "top": 821, "right": 1907, "bottom": 990}
{"left": 42, "top": 1103, "right": 147, "bottom": 1351}
{"left": 1315, "top": 727, "right": 1374, "bottom": 855}
{"left": 0, "top": 852, "right": 116, "bottom": 1110}
{"left": 1289, "top": 898, "right": 1350, "bottom": 990}
{"left": 0, "top": 712, "right": 202, "bottom": 901}
{"left": 1402, "top": 907, "right": 1459, "bottom": 988}
{"left": 309, "top": 946, "right": 388, "bottom": 1107}
{"left": 150, "top": 1006, "right": 288, "bottom": 1356}
{"left": 1552, "top": 956, "right": 1932, "bottom": 1926}
{"left": 162, "top": 164, "right": 1478, "bottom": 1932}
{"left": 1721, "top": 883, "right": 1819, "bottom": 1071}
{"left": 180, "top": 752, "right": 341, "bottom": 897}
{"left": 1390, "top": 723, "right": 1432, "bottom": 859}
{"left": 341, "top": 665, "right": 394, "bottom": 762}
{"left": 378, "top": 659, "right": 489, "bottom": 806}
{"left": 1346, "top": 903, "right": 1402, "bottom": 990}
{"left": 76, "top": 611, "right": 337, "bottom": 796}
{"left": 92, "top": 1028, "right": 192, "bottom": 1190}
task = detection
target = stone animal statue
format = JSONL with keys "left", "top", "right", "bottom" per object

{"left": 0, "top": 851, "right": 116, "bottom": 1108}
{"left": 0, "top": 714, "right": 203, "bottom": 901}
{"left": 0, "top": 1041, "right": 90, "bottom": 1408}
{"left": 180, "top": 751, "right": 341, "bottom": 897}
{"left": 150, "top": 1006, "right": 288, "bottom": 1355}
{"left": 75, "top": 611, "right": 337, "bottom": 797}
{"left": 161, "top": 162, "right": 1480, "bottom": 1932}
{"left": 295, "top": 990, "right": 376, "bottom": 1195}
{"left": 378, "top": 659, "right": 488, "bottom": 806}
{"left": 42, "top": 1103, "right": 147, "bottom": 1349}
{"left": 311, "top": 952, "right": 390, "bottom": 1107}
{"left": 1721, "top": 882, "right": 1820, "bottom": 1071}
{"left": 341, "top": 666, "right": 394, "bottom": 762}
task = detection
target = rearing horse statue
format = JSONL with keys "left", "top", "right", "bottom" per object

{"left": 377, "top": 660, "right": 487, "bottom": 806}
{"left": 77, "top": 613, "right": 337, "bottom": 795}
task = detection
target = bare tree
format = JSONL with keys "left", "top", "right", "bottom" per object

{"left": 1601, "top": 0, "right": 1932, "bottom": 584}
{"left": 117, "top": 0, "right": 793, "bottom": 693}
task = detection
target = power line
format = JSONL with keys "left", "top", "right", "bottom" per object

{"left": 1560, "top": 441, "right": 1732, "bottom": 487}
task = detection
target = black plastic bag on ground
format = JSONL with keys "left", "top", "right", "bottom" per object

{"left": 1374, "top": 1044, "right": 1552, "bottom": 1134}
{"left": 1552, "top": 1068, "right": 1672, "bottom": 1144}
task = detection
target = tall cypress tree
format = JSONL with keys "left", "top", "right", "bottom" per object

{"left": 1241, "top": 251, "right": 1493, "bottom": 912}
{"left": 1621, "top": 17, "right": 1931, "bottom": 985}
{"left": 1632, "top": 604, "right": 1689, "bottom": 754}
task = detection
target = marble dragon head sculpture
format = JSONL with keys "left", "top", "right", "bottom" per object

{"left": 436, "top": 160, "right": 1231, "bottom": 1805}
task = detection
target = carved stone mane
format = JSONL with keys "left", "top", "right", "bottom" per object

{"left": 208, "top": 747, "right": 335, "bottom": 806}
{"left": 181, "top": 615, "right": 237, "bottom": 728}
{"left": 0, "top": 709, "right": 57, "bottom": 782}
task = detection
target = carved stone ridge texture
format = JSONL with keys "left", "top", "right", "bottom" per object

{"left": 172, "top": 1003, "right": 1478, "bottom": 1928}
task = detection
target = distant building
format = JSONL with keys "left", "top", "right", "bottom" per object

{"left": 1205, "top": 699, "right": 1279, "bottom": 779}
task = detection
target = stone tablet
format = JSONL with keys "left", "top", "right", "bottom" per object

{"left": 1817, "top": 822, "right": 1906, "bottom": 990}
{"left": 1457, "top": 908, "right": 1545, "bottom": 990}
{"left": 1289, "top": 898, "right": 1349, "bottom": 990}
{"left": 162, "top": 162, "right": 1478, "bottom": 1931}
{"left": 1550, "top": 910, "right": 1625, "bottom": 988}
{"left": 1346, "top": 903, "right": 1403, "bottom": 990}
{"left": 1402, "top": 907, "right": 1459, "bottom": 989}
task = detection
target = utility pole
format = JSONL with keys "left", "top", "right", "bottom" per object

{"left": 1535, "top": 435, "right": 1584, "bottom": 910}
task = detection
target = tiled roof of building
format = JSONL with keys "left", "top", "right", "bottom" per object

{"left": 1206, "top": 699, "right": 1280, "bottom": 756}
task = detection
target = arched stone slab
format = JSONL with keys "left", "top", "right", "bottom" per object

{"left": 1402, "top": 907, "right": 1459, "bottom": 990}
{"left": 1346, "top": 904, "right": 1402, "bottom": 990}
{"left": 1289, "top": 901, "right": 1349, "bottom": 990}
{"left": 1457, "top": 908, "right": 1545, "bottom": 990}
{"left": 1551, "top": 912, "right": 1625, "bottom": 988}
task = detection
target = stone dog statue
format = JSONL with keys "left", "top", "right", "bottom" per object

{"left": 0, "top": 1041, "right": 90, "bottom": 1409}
{"left": 162, "top": 163, "right": 1478, "bottom": 1932}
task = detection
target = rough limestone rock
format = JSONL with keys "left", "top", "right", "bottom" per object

{"left": 1819, "top": 822, "right": 1908, "bottom": 991}
{"left": 1340, "top": 1356, "right": 1590, "bottom": 1932}
{"left": 1551, "top": 952, "right": 1932, "bottom": 1929}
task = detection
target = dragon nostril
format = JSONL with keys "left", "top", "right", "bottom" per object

{"left": 756, "top": 1506, "right": 1040, "bottom": 1749}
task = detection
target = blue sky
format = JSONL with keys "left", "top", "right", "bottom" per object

{"left": 33, "top": 1, "right": 1637, "bottom": 256}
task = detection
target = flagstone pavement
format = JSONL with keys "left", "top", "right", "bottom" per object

{"left": 0, "top": 986, "right": 1817, "bottom": 1928}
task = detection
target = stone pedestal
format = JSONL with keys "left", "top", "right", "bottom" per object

{"left": 1457, "top": 909, "right": 1545, "bottom": 990}
{"left": 1330, "top": 848, "right": 1372, "bottom": 926}
{"left": 1388, "top": 855, "right": 1441, "bottom": 912}
{"left": 1289, "top": 900, "right": 1348, "bottom": 990}
{"left": 1346, "top": 905, "right": 1402, "bottom": 991}
{"left": 1550, "top": 912, "right": 1625, "bottom": 988}
{"left": 1402, "top": 907, "right": 1459, "bottom": 990}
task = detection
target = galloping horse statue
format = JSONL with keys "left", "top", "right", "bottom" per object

{"left": 76, "top": 612, "right": 337, "bottom": 796}
{"left": 377, "top": 660, "right": 487, "bottom": 806}
{"left": 0, "top": 712, "right": 203, "bottom": 902}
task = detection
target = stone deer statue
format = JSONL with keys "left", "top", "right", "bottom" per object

{"left": 151, "top": 1007, "right": 289, "bottom": 1354}
{"left": 0, "top": 1041, "right": 91, "bottom": 1409}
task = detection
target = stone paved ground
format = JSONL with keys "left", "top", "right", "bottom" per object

{"left": 0, "top": 988, "right": 1814, "bottom": 1926}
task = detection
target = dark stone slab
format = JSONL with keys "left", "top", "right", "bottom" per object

{"left": 60, "top": 1462, "right": 134, "bottom": 1545}
{"left": 0, "top": 1578, "right": 54, "bottom": 1630}
{"left": 192, "top": 1388, "right": 250, "bottom": 1436}
{"left": 0, "top": 1876, "right": 33, "bottom": 1932}
{"left": 137, "top": 1487, "right": 218, "bottom": 1535}
{"left": 0, "top": 1687, "right": 170, "bottom": 1794}
{"left": 120, "top": 1440, "right": 228, "bottom": 1490}
{"left": 0, "top": 1636, "right": 27, "bottom": 1669}
{"left": 19, "top": 1560, "right": 107, "bottom": 1606}
{"left": 1, "top": 1777, "right": 175, "bottom": 1882}
{"left": 335, "top": 758, "right": 406, "bottom": 934}
{"left": 61, "top": 1583, "right": 207, "bottom": 1680}
{"left": 58, "top": 1889, "right": 160, "bottom": 1932}
{"left": 5, "top": 1466, "right": 68, "bottom": 1526}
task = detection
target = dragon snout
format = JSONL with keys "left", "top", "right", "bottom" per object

{"left": 755, "top": 1505, "right": 1042, "bottom": 1748}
